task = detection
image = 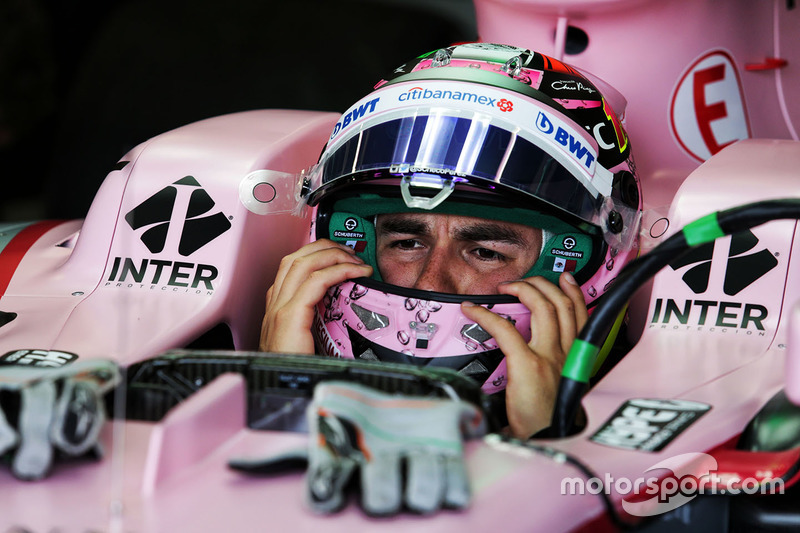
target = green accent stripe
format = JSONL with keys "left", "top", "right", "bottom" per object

{"left": 562, "top": 339, "right": 600, "bottom": 383}
{"left": 592, "top": 306, "right": 627, "bottom": 376}
{"left": 683, "top": 212, "right": 724, "bottom": 247}
{"left": 0, "top": 222, "right": 37, "bottom": 255}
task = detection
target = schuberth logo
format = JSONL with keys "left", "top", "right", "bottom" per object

{"left": 105, "top": 177, "right": 230, "bottom": 293}
{"left": 650, "top": 230, "right": 777, "bottom": 334}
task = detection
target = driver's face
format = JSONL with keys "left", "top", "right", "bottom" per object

{"left": 376, "top": 213, "right": 542, "bottom": 295}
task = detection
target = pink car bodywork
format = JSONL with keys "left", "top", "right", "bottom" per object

{"left": 475, "top": 0, "right": 799, "bottom": 209}
{"left": 1, "top": 0, "right": 799, "bottom": 531}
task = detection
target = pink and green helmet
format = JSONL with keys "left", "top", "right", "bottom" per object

{"left": 303, "top": 43, "right": 642, "bottom": 395}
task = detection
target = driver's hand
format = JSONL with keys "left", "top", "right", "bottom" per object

{"left": 260, "top": 239, "right": 373, "bottom": 354}
{"left": 459, "top": 272, "right": 587, "bottom": 439}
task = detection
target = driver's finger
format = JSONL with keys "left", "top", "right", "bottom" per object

{"left": 269, "top": 240, "right": 356, "bottom": 299}
{"left": 497, "top": 278, "right": 563, "bottom": 361}
{"left": 269, "top": 240, "right": 362, "bottom": 309}
{"left": 458, "top": 301, "right": 531, "bottom": 357}
{"left": 502, "top": 274, "right": 586, "bottom": 357}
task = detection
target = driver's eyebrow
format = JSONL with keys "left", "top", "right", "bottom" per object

{"left": 454, "top": 222, "right": 528, "bottom": 247}
{"left": 377, "top": 217, "right": 431, "bottom": 236}
{"left": 378, "top": 217, "right": 530, "bottom": 246}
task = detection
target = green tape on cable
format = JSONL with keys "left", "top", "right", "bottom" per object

{"left": 562, "top": 339, "right": 600, "bottom": 383}
{"left": 683, "top": 212, "right": 724, "bottom": 247}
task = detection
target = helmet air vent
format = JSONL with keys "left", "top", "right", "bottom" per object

{"left": 431, "top": 48, "right": 452, "bottom": 68}
{"left": 350, "top": 303, "right": 390, "bottom": 331}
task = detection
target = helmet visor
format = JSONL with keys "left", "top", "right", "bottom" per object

{"left": 307, "top": 108, "right": 604, "bottom": 225}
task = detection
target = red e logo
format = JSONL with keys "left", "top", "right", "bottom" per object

{"left": 670, "top": 50, "right": 751, "bottom": 162}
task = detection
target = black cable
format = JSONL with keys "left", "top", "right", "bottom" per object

{"left": 552, "top": 198, "right": 800, "bottom": 437}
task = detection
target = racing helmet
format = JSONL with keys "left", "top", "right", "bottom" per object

{"left": 302, "top": 43, "right": 642, "bottom": 395}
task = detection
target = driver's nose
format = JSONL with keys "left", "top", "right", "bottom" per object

{"left": 411, "top": 246, "right": 460, "bottom": 293}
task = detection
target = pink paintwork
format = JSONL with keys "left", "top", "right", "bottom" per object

{"left": 0, "top": 110, "right": 336, "bottom": 366}
{"left": 0, "top": 122, "right": 798, "bottom": 532}
{"left": 474, "top": 0, "right": 799, "bottom": 210}
{"left": 1, "top": 1, "right": 800, "bottom": 531}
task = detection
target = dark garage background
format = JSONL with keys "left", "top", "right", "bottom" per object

{"left": 0, "top": 0, "right": 477, "bottom": 222}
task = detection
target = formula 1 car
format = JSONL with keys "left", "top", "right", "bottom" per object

{"left": 1, "top": 0, "right": 799, "bottom": 531}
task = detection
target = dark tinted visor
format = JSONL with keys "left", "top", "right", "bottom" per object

{"left": 311, "top": 112, "right": 602, "bottom": 224}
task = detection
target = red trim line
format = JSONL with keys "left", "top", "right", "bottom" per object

{"left": 745, "top": 57, "right": 788, "bottom": 71}
{"left": 0, "top": 220, "right": 65, "bottom": 298}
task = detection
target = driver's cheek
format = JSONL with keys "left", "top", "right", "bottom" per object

{"left": 377, "top": 254, "right": 427, "bottom": 290}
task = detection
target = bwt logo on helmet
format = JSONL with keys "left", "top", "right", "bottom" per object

{"left": 535, "top": 112, "right": 596, "bottom": 170}
{"left": 330, "top": 97, "right": 380, "bottom": 140}
{"left": 399, "top": 87, "right": 514, "bottom": 112}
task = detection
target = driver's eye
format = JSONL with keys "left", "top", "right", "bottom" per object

{"left": 389, "top": 239, "right": 421, "bottom": 250}
{"left": 475, "top": 248, "right": 503, "bottom": 260}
